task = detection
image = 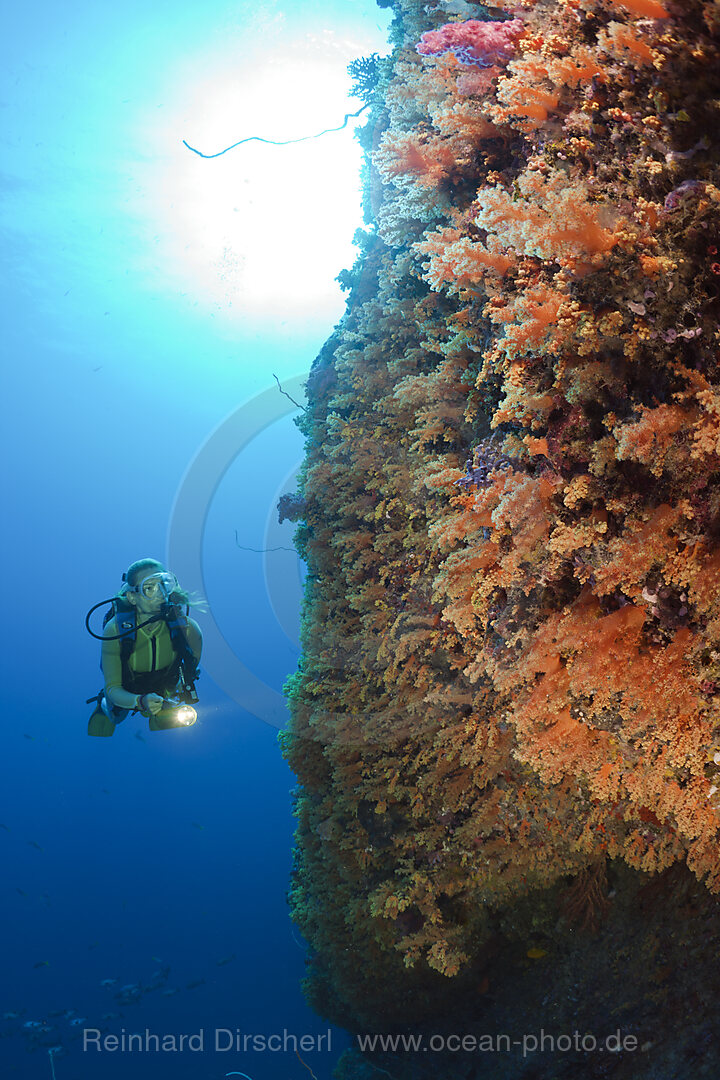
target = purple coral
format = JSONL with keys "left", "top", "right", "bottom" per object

{"left": 416, "top": 18, "right": 524, "bottom": 68}
{"left": 455, "top": 435, "right": 514, "bottom": 490}
{"left": 663, "top": 179, "right": 705, "bottom": 211}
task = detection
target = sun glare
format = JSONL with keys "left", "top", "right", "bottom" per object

{"left": 143, "top": 29, "right": 377, "bottom": 328}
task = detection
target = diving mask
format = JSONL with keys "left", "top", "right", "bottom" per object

{"left": 132, "top": 571, "right": 177, "bottom": 601}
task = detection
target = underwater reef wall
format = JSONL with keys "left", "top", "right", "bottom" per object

{"left": 282, "top": 0, "right": 720, "bottom": 1072}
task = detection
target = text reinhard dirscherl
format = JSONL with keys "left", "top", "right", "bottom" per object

{"left": 82, "top": 1028, "right": 332, "bottom": 1053}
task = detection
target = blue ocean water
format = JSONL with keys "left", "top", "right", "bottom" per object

{"left": 1, "top": 2, "right": 390, "bottom": 1078}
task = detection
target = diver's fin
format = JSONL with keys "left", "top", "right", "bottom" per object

{"left": 88, "top": 709, "right": 116, "bottom": 737}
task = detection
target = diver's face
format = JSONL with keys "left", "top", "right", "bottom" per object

{"left": 129, "top": 570, "right": 173, "bottom": 613}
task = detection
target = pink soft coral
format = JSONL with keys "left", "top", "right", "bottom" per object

{"left": 416, "top": 18, "right": 524, "bottom": 68}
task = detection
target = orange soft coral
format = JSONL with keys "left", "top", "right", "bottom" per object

{"left": 598, "top": 20, "right": 658, "bottom": 64}
{"left": 483, "top": 283, "right": 577, "bottom": 359}
{"left": 607, "top": 0, "right": 669, "bottom": 17}
{"left": 474, "top": 168, "right": 622, "bottom": 267}
{"left": 414, "top": 227, "right": 516, "bottom": 292}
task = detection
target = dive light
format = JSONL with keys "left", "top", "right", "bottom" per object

{"left": 158, "top": 698, "right": 198, "bottom": 726}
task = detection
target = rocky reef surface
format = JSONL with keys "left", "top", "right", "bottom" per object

{"left": 281, "top": 0, "right": 720, "bottom": 1075}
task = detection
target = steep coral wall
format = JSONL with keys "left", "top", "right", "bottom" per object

{"left": 282, "top": 0, "right": 720, "bottom": 1059}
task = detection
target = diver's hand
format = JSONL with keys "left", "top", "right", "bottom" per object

{"left": 139, "top": 693, "right": 164, "bottom": 715}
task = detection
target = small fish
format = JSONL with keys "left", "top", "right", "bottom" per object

{"left": 526, "top": 947, "right": 547, "bottom": 960}
{"left": 101, "top": 1012, "right": 121, "bottom": 1021}
{"left": 0, "top": 823, "right": 9, "bottom": 831}
{"left": 216, "top": 953, "right": 236, "bottom": 967}
{"left": 426, "top": 0, "right": 480, "bottom": 13}
{"left": 134, "top": 731, "right": 146, "bottom": 743}
{"left": 23, "top": 1020, "right": 43, "bottom": 1029}
{"left": 23, "top": 734, "right": 34, "bottom": 741}
{"left": 16, "top": 888, "right": 28, "bottom": 897}
{"left": 192, "top": 822, "right": 205, "bottom": 830}
{"left": 185, "top": 979, "right": 206, "bottom": 990}
{"left": 27, "top": 841, "right": 44, "bottom": 852}
{"left": 33, "top": 961, "right": 50, "bottom": 969}
{"left": 100, "top": 978, "right": 117, "bottom": 987}
{"left": 3, "top": 1011, "right": 20, "bottom": 1020}
{"left": 161, "top": 988, "right": 178, "bottom": 997}
{"left": 69, "top": 1018, "right": 87, "bottom": 1027}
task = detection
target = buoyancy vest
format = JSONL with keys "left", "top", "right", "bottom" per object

{"left": 104, "top": 601, "right": 198, "bottom": 697}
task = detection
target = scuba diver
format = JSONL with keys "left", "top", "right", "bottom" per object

{"left": 86, "top": 558, "right": 203, "bottom": 737}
